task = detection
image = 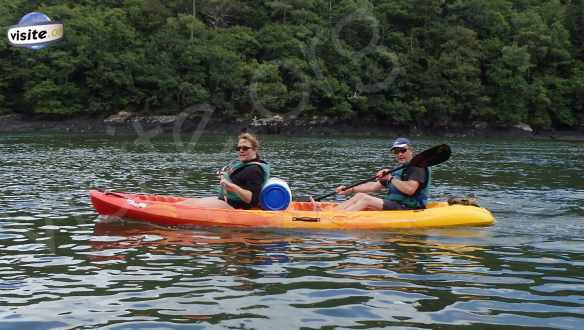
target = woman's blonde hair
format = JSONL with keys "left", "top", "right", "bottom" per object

{"left": 239, "top": 132, "right": 260, "bottom": 150}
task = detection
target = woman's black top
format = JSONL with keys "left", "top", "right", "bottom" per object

{"left": 225, "top": 158, "right": 267, "bottom": 209}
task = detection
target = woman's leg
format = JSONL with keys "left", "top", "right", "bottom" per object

{"left": 179, "top": 197, "right": 233, "bottom": 209}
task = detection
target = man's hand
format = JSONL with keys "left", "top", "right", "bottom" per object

{"left": 335, "top": 185, "right": 351, "bottom": 195}
{"left": 376, "top": 169, "right": 392, "bottom": 183}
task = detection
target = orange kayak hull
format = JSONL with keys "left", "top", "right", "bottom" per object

{"left": 90, "top": 190, "right": 495, "bottom": 230}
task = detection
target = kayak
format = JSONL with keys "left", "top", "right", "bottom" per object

{"left": 90, "top": 190, "right": 495, "bottom": 230}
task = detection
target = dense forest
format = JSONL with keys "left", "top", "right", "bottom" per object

{"left": 1, "top": 0, "right": 584, "bottom": 130}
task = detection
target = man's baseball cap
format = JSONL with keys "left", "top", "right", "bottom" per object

{"left": 390, "top": 137, "right": 411, "bottom": 150}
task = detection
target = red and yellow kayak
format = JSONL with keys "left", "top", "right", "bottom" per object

{"left": 90, "top": 190, "right": 495, "bottom": 230}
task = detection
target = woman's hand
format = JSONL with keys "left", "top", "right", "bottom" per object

{"left": 220, "top": 177, "right": 253, "bottom": 204}
{"left": 218, "top": 170, "right": 227, "bottom": 182}
{"left": 220, "top": 177, "right": 239, "bottom": 193}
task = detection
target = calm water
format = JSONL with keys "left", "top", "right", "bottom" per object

{"left": 1, "top": 133, "right": 583, "bottom": 329}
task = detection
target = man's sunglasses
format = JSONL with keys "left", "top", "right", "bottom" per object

{"left": 392, "top": 148, "right": 409, "bottom": 154}
{"left": 235, "top": 145, "right": 252, "bottom": 151}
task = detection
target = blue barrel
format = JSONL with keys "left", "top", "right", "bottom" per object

{"left": 260, "top": 178, "right": 292, "bottom": 211}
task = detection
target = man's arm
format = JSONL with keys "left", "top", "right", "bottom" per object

{"left": 390, "top": 178, "right": 420, "bottom": 196}
{"left": 337, "top": 181, "right": 384, "bottom": 195}
{"left": 388, "top": 166, "right": 426, "bottom": 196}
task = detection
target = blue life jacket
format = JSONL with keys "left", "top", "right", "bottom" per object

{"left": 386, "top": 165, "right": 431, "bottom": 209}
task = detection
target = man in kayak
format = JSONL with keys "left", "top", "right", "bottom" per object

{"left": 333, "top": 137, "right": 430, "bottom": 211}
{"left": 180, "top": 133, "right": 270, "bottom": 209}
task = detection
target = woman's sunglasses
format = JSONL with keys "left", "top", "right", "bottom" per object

{"left": 235, "top": 145, "right": 252, "bottom": 151}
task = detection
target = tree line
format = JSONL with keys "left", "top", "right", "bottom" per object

{"left": 1, "top": 0, "right": 583, "bottom": 130}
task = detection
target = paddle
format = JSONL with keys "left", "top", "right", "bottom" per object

{"left": 304, "top": 144, "right": 451, "bottom": 202}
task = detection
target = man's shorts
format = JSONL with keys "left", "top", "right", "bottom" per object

{"left": 382, "top": 200, "right": 410, "bottom": 210}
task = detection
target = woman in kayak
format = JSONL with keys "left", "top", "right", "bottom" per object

{"left": 181, "top": 133, "right": 270, "bottom": 209}
{"left": 333, "top": 137, "right": 430, "bottom": 211}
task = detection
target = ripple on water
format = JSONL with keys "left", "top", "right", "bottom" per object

{"left": 530, "top": 240, "right": 584, "bottom": 253}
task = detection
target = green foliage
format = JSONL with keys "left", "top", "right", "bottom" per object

{"left": 488, "top": 44, "right": 532, "bottom": 123}
{"left": 248, "top": 62, "right": 288, "bottom": 113}
{"left": 448, "top": 0, "right": 512, "bottom": 39}
{"left": 566, "top": 0, "right": 584, "bottom": 60}
{"left": 0, "top": 0, "right": 583, "bottom": 130}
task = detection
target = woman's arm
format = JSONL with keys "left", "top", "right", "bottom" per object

{"left": 222, "top": 165, "right": 265, "bottom": 205}
{"left": 221, "top": 179, "right": 254, "bottom": 203}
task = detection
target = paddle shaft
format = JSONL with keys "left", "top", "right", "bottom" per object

{"left": 313, "top": 165, "right": 404, "bottom": 201}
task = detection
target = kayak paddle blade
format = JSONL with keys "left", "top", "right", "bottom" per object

{"left": 410, "top": 144, "right": 451, "bottom": 168}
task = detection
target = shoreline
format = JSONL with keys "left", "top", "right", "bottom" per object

{"left": 1, "top": 113, "right": 584, "bottom": 142}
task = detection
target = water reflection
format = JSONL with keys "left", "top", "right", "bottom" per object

{"left": 86, "top": 221, "right": 505, "bottom": 326}
{"left": 92, "top": 221, "right": 297, "bottom": 267}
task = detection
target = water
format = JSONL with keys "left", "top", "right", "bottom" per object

{"left": 1, "top": 133, "right": 583, "bottom": 329}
